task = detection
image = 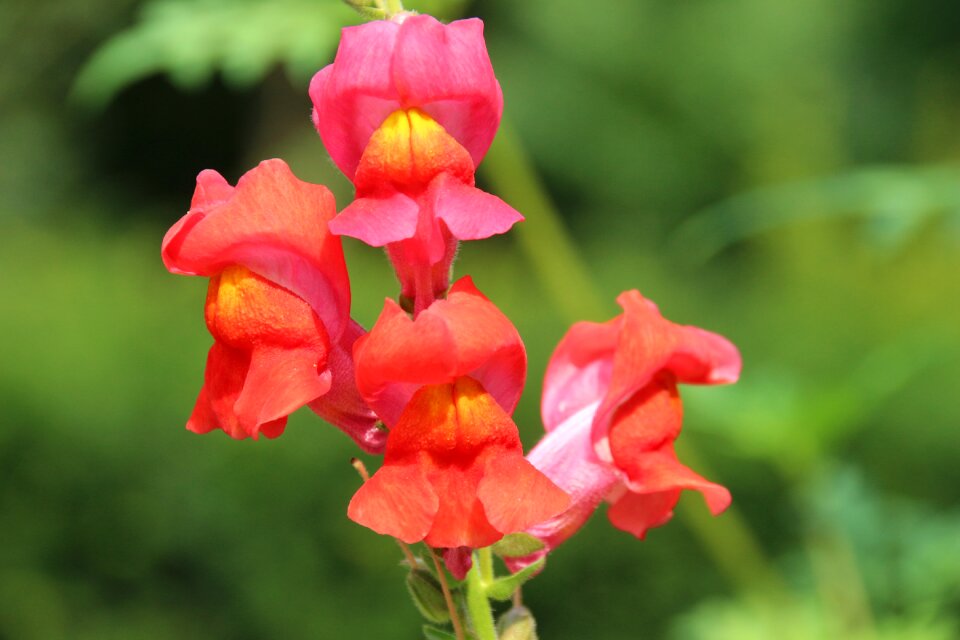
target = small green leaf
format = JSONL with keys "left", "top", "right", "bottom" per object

{"left": 484, "top": 559, "right": 545, "bottom": 602}
{"left": 407, "top": 568, "right": 451, "bottom": 624}
{"left": 491, "top": 533, "right": 546, "bottom": 558}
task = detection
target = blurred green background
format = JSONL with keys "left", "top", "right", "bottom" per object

{"left": 2, "top": 0, "right": 959, "bottom": 638}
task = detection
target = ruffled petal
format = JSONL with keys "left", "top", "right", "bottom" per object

{"left": 185, "top": 342, "right": 294, "bottom": 440}
{"left": 190, "top": 169, "right": 234, "bottom": 209}
{"left": 161, "top": 159, "right": 350, "bottom": 337}
{"left": 354, "top": 277, "right": 526, "bottom": 426}
{"left": 425, "top": 462, "right": 502, "bottom": 549}
{"left": 617, "top": 447, "right": 731, "bottom": 517}
{"left": 592, "top": 290, "right": 741, "bottom": 446}
{"left": 350, "top": 378, "right": 565, "bottom": 549}
{"left": 607, "top": 375, "right": 684, "bottom": 467}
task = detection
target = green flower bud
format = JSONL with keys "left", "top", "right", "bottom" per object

{"left": 406, "top": 568, "right": 451, "bottom": 624}
{"left": 497, "top": 606, "right": 538, "bottom": 640}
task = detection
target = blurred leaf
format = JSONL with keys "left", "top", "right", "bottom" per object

{"left": 71, "top": 0, "right": 351, "bottom": 106}
{"left": 673, "top": 165, "right": 960, "bottom": 263}
{"left": 802, "top": 467, "right": 960, "bottom": 616}
{"left": 672, "top": 593, "right": 956, "bottom": 640}
{"left": 685, "top": 330, "right": 957, "bottom": 471}
{"left": 71, "top": 0, "right": 471, "bottom": 108}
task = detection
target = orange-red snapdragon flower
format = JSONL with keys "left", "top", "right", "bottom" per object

{"left": 162, "top": 160, "right": 382, "bottom": 451}
{"left": 509, "top": 291, "right": 740, "bottom": 569}
{"left": 348, "top": 277, "right": 569, "bottom": 548}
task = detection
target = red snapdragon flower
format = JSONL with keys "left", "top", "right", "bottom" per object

{"left": 510, "top": 291, "right": 740, "bottom": 568}
{"left": 348, "top": 277, "right": 569, "bottom": 548}
{"left": 162, "top": 159, "right": 382, "bottom": 450}
{"left": 310, "top": 15, "right": 522, "bottom": 311}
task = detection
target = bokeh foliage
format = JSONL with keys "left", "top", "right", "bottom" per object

{"left": 2, "top": 0, "right": 959, "bottom": 638}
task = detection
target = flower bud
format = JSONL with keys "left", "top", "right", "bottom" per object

{"left": 405, "top": 567, "right": 450, "bottom": 624}
{"left": 497, "top": 606, "right": 538, "bottom": 640}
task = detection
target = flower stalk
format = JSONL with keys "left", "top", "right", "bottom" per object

{"left": 430, "top": 548, "right": 467, "bottom": 640}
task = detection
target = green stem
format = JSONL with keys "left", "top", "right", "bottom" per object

{"left": 478, "top": 546, "right": 495, "bottom": 584}
{"left": 481, "top": 117, "right": 787, "bottom": 597}
{"left": 384, "top": 0, "right": 404, "bottom": 18}
{"left": 466, "top": 555, "right": 499, "bottom": 640}
{"left": 340, "top": 0, "right": 386, "bottom": 20}
{"left": 429, "top": 548, "right": 467, "bottom": 640}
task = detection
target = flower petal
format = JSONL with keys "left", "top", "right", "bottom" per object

{"left": 478, "top": 453, "right": 570, "bottom": 537}
{"left": 310, "top": 20, "right": 401, "bottom": 178}
{"left": 161, "top": 159, "right": 350, "bottom": 337}
{"left": 328, "top": 191, "right": 420, "bottom": 246}
{"left": 234, "top": 345, "right": 332, "bottom": 438}
{"left": 541, "top": 320, "right": 619, "bottom": 431}
{"left": 348, "top": 463, "right": 439, "bottom": 544}
{"left": 393, "top": 16, "right": 503, "bottom": 169}
{"left": 430, "top": 173, "right": 523, "bottom": 241}
{"left": 354, "top": 277, "right": 526, "bottom": 426}
{"left": 605, "top": 489, "right": 682, "bottom": 540}
{"left": 592, "top": 290, "right": 741, "bottom": 446}
{"left": 311, "top": 16, "right": 502, "bottom": 178}
{"left": 507, "top": 402, "right": 619, "bottom": 571}
{"left": 308, "top": 320, "right": 386, "bottom": 454}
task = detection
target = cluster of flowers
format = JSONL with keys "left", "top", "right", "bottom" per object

{"left": 161, "top": 12, "right": 740, "bottom": 581}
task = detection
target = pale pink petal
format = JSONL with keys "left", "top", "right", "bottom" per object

{"left": 541, "top": 321, "right": 618, "bottom": 431}
{"left": 507, "top": 403, "right": 620, "bottom": 571}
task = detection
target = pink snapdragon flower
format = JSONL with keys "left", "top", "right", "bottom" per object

{"left": 510, "top": 291, "right": 741, "bottom": 569}
{"left": 310, "top": 14, "right": 502, "bottom": 178}
{"left": 310, "top": 16, "right": 522, "bottom": 312}
{"left": 162, "top": 159, "right": 382, "bottom": 451}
